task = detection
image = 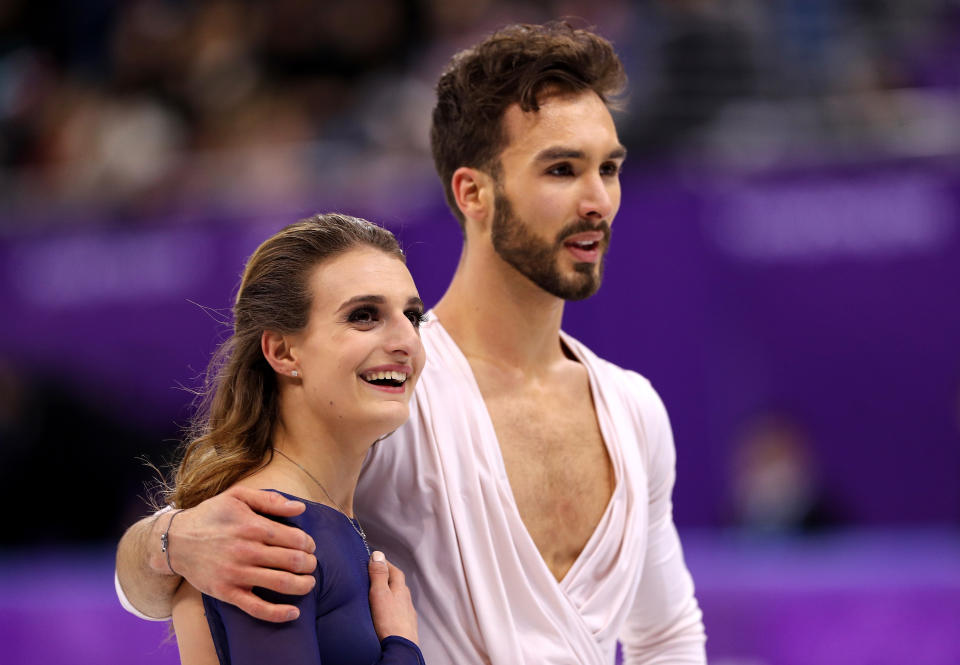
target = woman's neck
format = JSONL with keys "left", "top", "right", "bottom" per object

{"left": 260, "top": 418, "right": 370, "bottom": 516}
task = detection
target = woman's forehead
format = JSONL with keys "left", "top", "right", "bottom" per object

{"left": 308, "top": 248, "right": 416, "bottom": 308}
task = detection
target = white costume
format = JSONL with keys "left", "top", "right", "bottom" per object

{"left": 354, "top": 318, "right": 705, "bottom": 664}
{"left": 116, "top": 316, "right": 706, "bottom": 663}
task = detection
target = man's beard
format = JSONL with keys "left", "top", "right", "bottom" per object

{"left": 490, "top": 188, "right": 610, "bottom": 301}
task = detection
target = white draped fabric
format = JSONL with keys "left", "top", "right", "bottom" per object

{"left": 356, "top": 317, "right": 705, "bottom": 664}
{"left": 115, "top": 315, "right": 706, "bottom": 662}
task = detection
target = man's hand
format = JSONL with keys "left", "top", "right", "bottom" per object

{"left": 162, "top": 486, "right": 317, "bottom": 622}
{"left": 118, "top": 485, "right": 317, "bottom": 622}
{"left": 368, "top": 551, "right": 419, "bottom": 644}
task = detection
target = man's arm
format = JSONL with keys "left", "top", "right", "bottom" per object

{"left": 115, "top": 486, "right": 319, "bottom": 622}
{"left": 116, "top": 509, "right": 183, "bottom": 619}
{"left": 619, "top": 521, "right": 705, "bottom": 663}
{"left": 619, "top": 378, "right": 706, "bottom": 663}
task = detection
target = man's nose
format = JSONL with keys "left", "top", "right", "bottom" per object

{"left": 578, "top": 173, "right": 615, "bottom": 221}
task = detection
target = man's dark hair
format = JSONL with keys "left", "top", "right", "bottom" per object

{"left": 430, "top": 21, "right": 626, "bottom": 228}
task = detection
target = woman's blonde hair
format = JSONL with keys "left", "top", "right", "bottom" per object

{"left": 167, "top": 213, "right": 404, "bottom": 509}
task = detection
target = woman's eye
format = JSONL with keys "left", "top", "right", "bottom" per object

{"left": 406, "top": 310, "right": 427, "bottom": 328}
{"left": 348, "top": 307, "right": 378, "bottom": 325}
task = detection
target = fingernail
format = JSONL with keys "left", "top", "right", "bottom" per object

{"left": 372, "top": 550, "right": 385, "bottom": 562}
{"left": 287, "top": 609, "right": 300, "bottom": 620}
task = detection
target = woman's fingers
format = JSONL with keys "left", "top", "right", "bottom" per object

{"left": 367, "top": 552, "right": 419, "bottom": 643}
{"left": 368, "top": 551, "right": 390, "bottom": 591}
{"left": 385, "top": 560, "right": 406, "bottom": 590}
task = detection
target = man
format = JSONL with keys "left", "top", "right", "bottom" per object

{"left": 116, "top": 22, "right": 706, "bottom": 663}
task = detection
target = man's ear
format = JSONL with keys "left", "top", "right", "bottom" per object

{"left": 262, "top": 330, "right": 299, "bottom": 378}
{"left": 451, "top": 166, "right": 495, "bottom": 232}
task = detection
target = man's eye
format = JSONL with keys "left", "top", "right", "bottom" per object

{"left": 600, "top": 162, "right": 621, "bottom": 177}
{"left": 547, "top": 163, "right": 574, "bottom": 176}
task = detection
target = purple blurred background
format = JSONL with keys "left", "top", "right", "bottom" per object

{"left": 2, "top": 1, "right": 959, "bottom": 663}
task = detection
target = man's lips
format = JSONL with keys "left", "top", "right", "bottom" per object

{"left": 562, "top": 230, "right": 607, "bottom": 263}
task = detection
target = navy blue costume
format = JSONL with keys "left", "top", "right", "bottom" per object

{"left": 202, "top": 491, "right": 425, "bottom": 665}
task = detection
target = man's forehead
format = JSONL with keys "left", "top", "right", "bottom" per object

{"left": 500, "top": 90, "right": 622, "bottom": 158}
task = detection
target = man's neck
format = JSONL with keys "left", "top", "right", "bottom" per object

{"left": 433, "top": 247, "right": 569, "bottom": 373}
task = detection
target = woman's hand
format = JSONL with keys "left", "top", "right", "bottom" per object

{"left": 368, "top": 551, "right": 419, "bottom": 644}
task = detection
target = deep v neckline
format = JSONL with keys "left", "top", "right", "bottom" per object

{"left": 427, "top": 314, "right": 622, "bottom": 588}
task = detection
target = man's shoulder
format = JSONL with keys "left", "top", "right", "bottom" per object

{"left": 561, "top": 331, "right": 654, "bottom": 391}
{"left": 418, "top": 315, "right": 454, "bottom": 360}
{"left": 416, "top": 316, "right": 479, "bottom": 388}
{"left": 562, "top": 331, "right": 670, "bottom": 432}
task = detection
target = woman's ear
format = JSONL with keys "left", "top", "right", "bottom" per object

{"left": 451, "top": 166, "right": 495, "bottom": 232}
{"left": 261, "top": 330, "right": 299, "bottom": 378}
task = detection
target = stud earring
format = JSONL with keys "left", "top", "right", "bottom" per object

{"left": 291, "top": 370, "right": 299, "bottom": 378}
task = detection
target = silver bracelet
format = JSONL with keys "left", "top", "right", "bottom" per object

{"left": 159, "top": 509, "right": 183, "bottom": 576}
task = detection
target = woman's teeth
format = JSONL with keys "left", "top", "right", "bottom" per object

{"left": 362, "top": 370, "right": 408, "bottom": 385}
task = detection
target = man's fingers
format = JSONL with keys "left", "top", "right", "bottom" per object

{"left": 205, "top": 567, "right": 314, "bottom": 620}
{"left": 244, "top": 567, "right": 316, "bottom": 597}
{"left": 217, "top": 539, "right": 315, "bottom": 575}
{"left": 226, "top": 486, "right": 307, "bottom": 518}
{"left": 227, "top": 486, "right": 307, "bottom": 518}
{"left": 225, "top": 589, "right": 302, "bottom": 624}
{"left": 240, "top": 513, "right": 316, "bottom": 554}
{"left": 247, "top": 543, "right": 316, "bottom": 575}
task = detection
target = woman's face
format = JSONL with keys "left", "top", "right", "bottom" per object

{"left": 288, "top": 246, "right": 426, "bottom": 440}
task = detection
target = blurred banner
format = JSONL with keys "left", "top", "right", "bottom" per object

{"left": 2, "top": 165, "right": 957, "bottom": 536}
{"left": 2, "top": 2, "right": 960, "bottom": 662}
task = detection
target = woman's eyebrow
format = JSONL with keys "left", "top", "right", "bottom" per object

{"left": 336, "top": 295, "right": 424, "bottom": 312}
{"left": 336, "top": 294, "right": 385, "bottom": 312}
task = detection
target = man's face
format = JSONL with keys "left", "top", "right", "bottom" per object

{"left": 490, "top": 90, "right": 625, "bottom": 300}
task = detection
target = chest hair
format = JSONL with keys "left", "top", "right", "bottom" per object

{"left": 474, "top": 364, "right": 615, "bottom": 582}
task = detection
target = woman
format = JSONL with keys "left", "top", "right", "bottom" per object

{"left": 168, "top": 213, "right": 427, "bottom": 664}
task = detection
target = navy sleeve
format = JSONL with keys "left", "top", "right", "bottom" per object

{"left": 204, "top": 584, "right": 321, "bottom": 665}
{"left": 379, "top": 636, "right": 427, "bottom": 664}
{"left": 205, "top": 592, "right": 428, "bottom": 665}
{"left": 201, "top": 495, "right": 427, "bottom": 665}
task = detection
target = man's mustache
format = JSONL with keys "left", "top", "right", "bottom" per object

{"left": 555, "top": 220, "right": 612, "bottom": 245}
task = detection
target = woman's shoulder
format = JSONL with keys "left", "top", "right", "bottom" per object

{"left": 229, "top": 469, "right": 364, "bottom": 557}
{"left": 229, "top": 479, "right": 351, "bottom": 533}
{"left": 234, "top": 463, "right": 309, "bottom": 496}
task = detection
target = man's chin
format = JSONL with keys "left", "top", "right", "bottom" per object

{"left": 559, "top": 265, "right": 603, "bottom": 300}
{"left": 562, "top": 283, "right": 601, "bottom": 301}
{"left": 547, "top": 274, "right": 602, "bottom": 301}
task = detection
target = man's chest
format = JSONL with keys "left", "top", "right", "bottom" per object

{"left": 479, "top": 378, "right": 616, "bottom": 581}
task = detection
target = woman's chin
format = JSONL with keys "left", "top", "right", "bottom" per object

{"left": 364, "top": 404, "right": 410, "bottom": 441}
